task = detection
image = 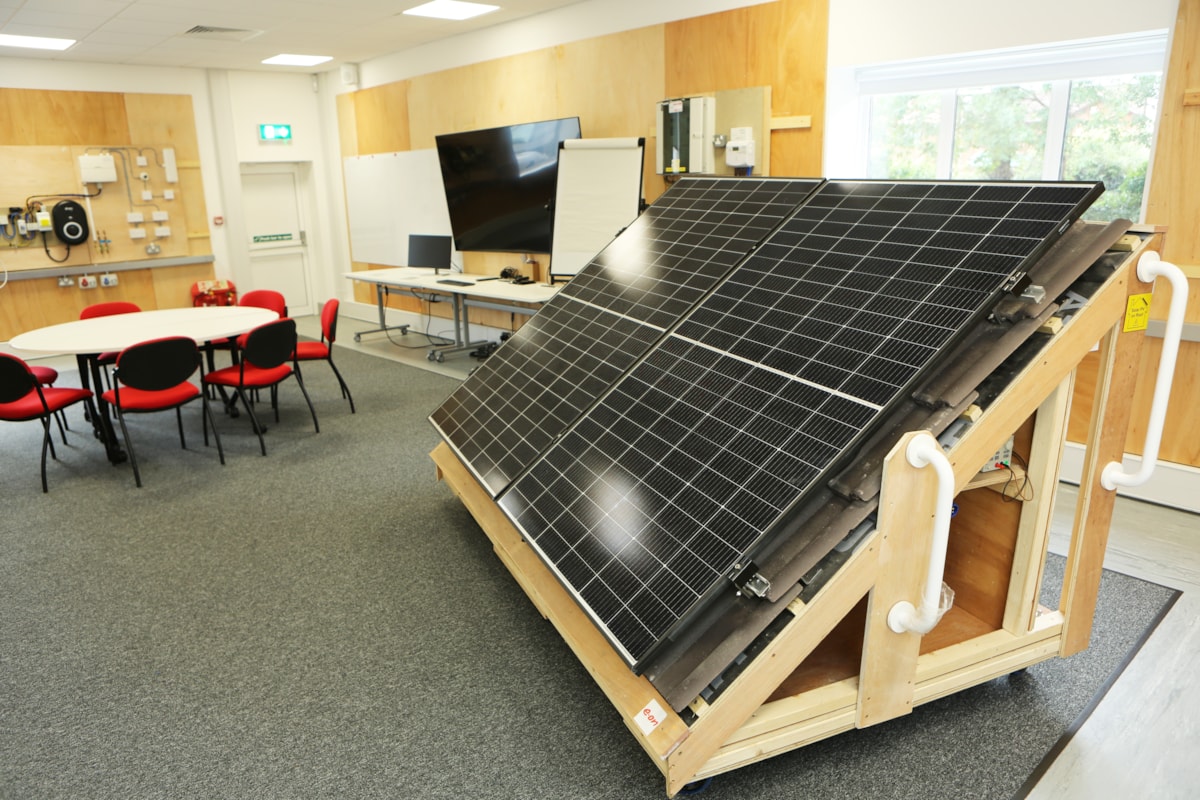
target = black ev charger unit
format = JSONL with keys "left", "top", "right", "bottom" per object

{"left": 51, "top": 199, "right": 89, "bottom": 245}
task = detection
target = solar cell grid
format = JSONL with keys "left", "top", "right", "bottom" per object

{"left": 501, "top": 179, "right": 1101, "bottom": 668}
{"left": 431, "top": 177, "right": 823, "bottom": 497}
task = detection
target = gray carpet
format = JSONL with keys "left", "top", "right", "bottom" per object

{"left": 0, "top": 345, "right": 1178, "bottom": 799}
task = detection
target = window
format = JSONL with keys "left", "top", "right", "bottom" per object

{"left": 842, "top": 32, "right": 1166, "bottom": 222}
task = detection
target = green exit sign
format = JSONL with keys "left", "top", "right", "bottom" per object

{"left": 258, "top": 124, "right": 292, "bottom": 141}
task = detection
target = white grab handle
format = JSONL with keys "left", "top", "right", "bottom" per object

{"left": 887, "top": 433, "right": 954, "bottom": 635}
{"left": 1101, "top": 251, "right": 1188, "bottom": 491}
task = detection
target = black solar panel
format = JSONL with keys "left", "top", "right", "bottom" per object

{"left": 430, "top": 177, "right": 822, "bottom": 495}
{"left": 498, "top": 179, "right": 1102, "bottom": 669}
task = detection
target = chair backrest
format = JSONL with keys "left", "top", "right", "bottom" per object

{"left": 0, "top": 353, "right": 38, "bottom": 405}
{"left": 242, "top": 318, "right": 298, "bottom": 371}
{"left": 239, "top": 289, "right": 288, "bottom": 318}
{"left": 114, "top": 337, "right": 201, "bottom": 392}
{"left": 80, "top": 301, "right": 141, "bottom": 320}
{"left": 320, "top": 299, "right": 340, "bottom": 345}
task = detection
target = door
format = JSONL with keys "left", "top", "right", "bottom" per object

{"left": 240, "top": 164, "right": 314, "bottom": 317}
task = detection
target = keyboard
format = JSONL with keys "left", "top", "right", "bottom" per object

{"left": 437, "top": 279, "right": 473, "bottom": 286}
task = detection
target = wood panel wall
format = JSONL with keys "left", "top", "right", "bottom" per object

{"left": 1067, "top": 0, "right": 1200, "bottom": 469}
{"left": 340, "top": 0, "right": 829, "bottom": 326}
{"left": 0, "top": 89, "right": 214, "bottom": 341}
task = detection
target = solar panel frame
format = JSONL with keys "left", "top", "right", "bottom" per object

{"left": 498, "top": 179, "right": 1103, "bottom": 669}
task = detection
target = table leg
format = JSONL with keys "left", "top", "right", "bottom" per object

{"left": 78, "top": 354, "right": 127, "bottom": 464}
{"left": 352, "top": 284, "right": 411, "bottom": 341}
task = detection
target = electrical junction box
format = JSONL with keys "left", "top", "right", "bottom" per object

{"left": 726, "top": 139, "right": 755, "bottom": 168}
{"left": 78, "top": 154, "right": 118, "bottom": 183}
{"left": 656, "top": 96, "right": 716, "bottom": 175}
{"left": 980, "top": 435, "right": 1014, "bottom": 473}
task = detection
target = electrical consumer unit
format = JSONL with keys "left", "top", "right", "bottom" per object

{"left": 655, "top": 96, "right": 716, "bottom": 175}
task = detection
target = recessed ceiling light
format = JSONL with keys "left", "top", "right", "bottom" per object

{"left": 0, "top": 33, "right": 76, "bottom": 51}
{"left": 262, "top": 53, "right": 332, "bottom": 67}
{"left": 403, "top": 1, "right": 500, "bottom": 21}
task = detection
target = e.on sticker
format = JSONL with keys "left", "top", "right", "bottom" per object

{"left": 634, "top": 699, "right": 667, "bottom": 735}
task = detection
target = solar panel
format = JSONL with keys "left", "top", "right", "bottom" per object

{"left": 498, "top": 179, "right": 1102, "bottom": 669}
{"left": 430, "top": 177, "right": 821, "bottom": 495}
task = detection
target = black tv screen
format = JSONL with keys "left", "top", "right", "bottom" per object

{"left": 435, "top": 117, "right": 581, "bottom": 253}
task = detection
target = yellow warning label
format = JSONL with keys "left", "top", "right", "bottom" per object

{"left": 1123, "top": 293, "right": 1153, "bottom": 332}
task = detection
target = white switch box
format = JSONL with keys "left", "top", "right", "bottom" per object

{"left": 163, "top": 148, "right": 178, "bottom": 183}
{"left": 78, "top": 154, "right": 118, "bottom": 183}
{"left": 155, "top": 226, "right": 171, "bottom": 237}
{"left": 36, "top": 211, "right": 52, "bottom": 230}
{"left": 129, "top": 228, "right": 147, "bottom": 239}
{"left": 136, "top": 155, "right": 148, "bottom": 167}
{"left": 163, "top": 190, "right": 175, "bottom": 200}
{"left": 151, "top": 211, "right": 169, "bottom": 222}
{"left": 126, "top": 212, "right": 144, "bottom": 223}
{"left": 142, "top": 190, "right": 153, "bottom": 201}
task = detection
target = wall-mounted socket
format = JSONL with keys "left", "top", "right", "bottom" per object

{"left": 129, "top": 228, "right": 147, "bottom": 239}
{"left": 151, "top": 210, "right": 169, "bottom": 222}
{"left": 126, "top": 212, "right": 144, "bottom": 223}
{"left": 100, "top": 273, "right": 119, "bottom": 287}
{"left": 145, "top": 242, "right": 161, "bottom": 255}
{"left": 57, "top": 275, "right": 75, "bottom": 287}
{"left": 79, "top": 275, "right": 97, "bottom": 289}
{"left": 155, "top": 226, "right": 171, "bottom": 238}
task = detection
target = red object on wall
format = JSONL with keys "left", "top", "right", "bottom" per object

{"left": 191, "top": 280, "right": 238, "bottom": 307}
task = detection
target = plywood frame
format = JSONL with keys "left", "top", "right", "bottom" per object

{"left": 432, "top": 236, "right": 1157, "bottom": 796}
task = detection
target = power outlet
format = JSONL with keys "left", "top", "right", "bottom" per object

{"left": 100, "top": 273, "right": 119, "bottom": 287}
{"left": 79, "top": 275, "right": 98, "bottom": 290}
{"left": 57, "top": 275, "right": 75, "bottom": 287}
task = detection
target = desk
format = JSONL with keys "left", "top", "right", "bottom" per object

{"left": 345, "top": 268, "right": 559, "bottom": 361}
{"left": 11, "top": 306, "right": 279, "bottom": 461}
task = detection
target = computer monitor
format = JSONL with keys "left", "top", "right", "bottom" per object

{"left": 408, "top": 234, "right": 453, "bottom": 274}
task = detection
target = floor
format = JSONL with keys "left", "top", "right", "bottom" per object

{"left": 6, "top": 312, "right": 1197, "bottom": 797}
{"left": 333, "top": 310, "right": 1200, "bottom": 798}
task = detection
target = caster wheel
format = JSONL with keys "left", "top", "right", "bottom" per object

{"left": 427, "top": 351, "right": 437, "bottom": 362}
{"left": 679, "top": 777, "right": 713, "bottom": 795}
{"left": 354, "top": 333, "right": 362, "bottom": 342}
{"left": 435, "top": 353, "right": 445, "bottom": 363}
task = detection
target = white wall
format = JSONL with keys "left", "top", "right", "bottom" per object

{"left": 827, "top": 0, "right": 1178, "bottom": 68}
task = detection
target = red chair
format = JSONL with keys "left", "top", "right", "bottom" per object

{"left": 0, "top": 353, "right": 98, "bottom": 493}
{"left": 239, "top": 289, "right": 288, "bottom": 318}
{"left": 80, "top": 301, "right": 142, "bottom": 390}
{"left": 102, "top": 336, "right": 225, "bottom": 488}
{"left": 202, "top": 318, "right": 318, "bottom": 456}
{"left": 29, "top": 364, "right": 70, "bottom": 441}
{"left": 294, "top": 299, "right": 355, "bottom": 413}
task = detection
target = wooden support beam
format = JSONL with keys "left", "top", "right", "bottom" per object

{"left": 856, "top": 432, "right": 937, "bottom": 727}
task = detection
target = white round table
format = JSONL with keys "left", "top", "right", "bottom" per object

{"left": 10, "top": 306, "right": 281, "bottom": 463}
{"left": 10, "top": 306, "right": 279, "bottom": 355}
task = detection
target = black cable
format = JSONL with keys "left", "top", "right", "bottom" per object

{"left": 25, "top": 186, "right": 103, "bottom": 207}
{"left": 1000, "top": 449, "right": 1033, "bottom": 502}
{"left": 41, "top": 232, "right": 70, "bottom": 264}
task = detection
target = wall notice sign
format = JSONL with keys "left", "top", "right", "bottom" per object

{"left": 253, "top": 233, "right": 294, "bottom": 243}
{"left": 668, "top": 99, "right": 684, "bottom": 114}
{"left": 634, "top": 699, "right": 667, "bottom": 735}
{"left": 1123, "top": 293, "right": 1153, "bottom": 332}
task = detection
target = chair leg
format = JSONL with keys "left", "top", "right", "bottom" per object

{"left": 201, "top": 394, "right": 226, "bottom": 465}
{"left": 327, "top": 358, "right": 355, "bottom": 413}
{"left": 38, "top": 418, "right": 52, "bottom": 493}
{"left": 235, "top": 388, "right": 268, "bottom": 456}
{"left": 114, "top": 408, "right": 143, "bottom": 488}
{"left": 293, "top": 372, "right": 320, "bottom": 434}
{"left": 175, "top": 407, "right": 187, "bottom": 449}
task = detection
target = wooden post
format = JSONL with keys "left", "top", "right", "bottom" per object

{"left": 857, "top": 431, "right": 938, "bottom": 727}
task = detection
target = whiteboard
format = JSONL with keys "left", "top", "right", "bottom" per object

{"left": 343, "top": 149, "right": 453, "bottom": 267}
{"left": 551, "top": 138, "right": 645, "bottom": 278}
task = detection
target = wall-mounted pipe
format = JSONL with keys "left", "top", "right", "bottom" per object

{"left": 1101, "top": 251, "right": 1187, "bottom": 491}
{"left": 887, "top": 432, "right": 954, "bottom": 635}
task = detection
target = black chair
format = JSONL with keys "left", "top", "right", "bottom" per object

{"left": 202, "top": 318, "right": 318, "bottom": 456}
{"left": 0, "top": 353, "right": 99, "bottom": 492}
{"left": 101, "top": 336, "right": 224, "bottom": 488}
